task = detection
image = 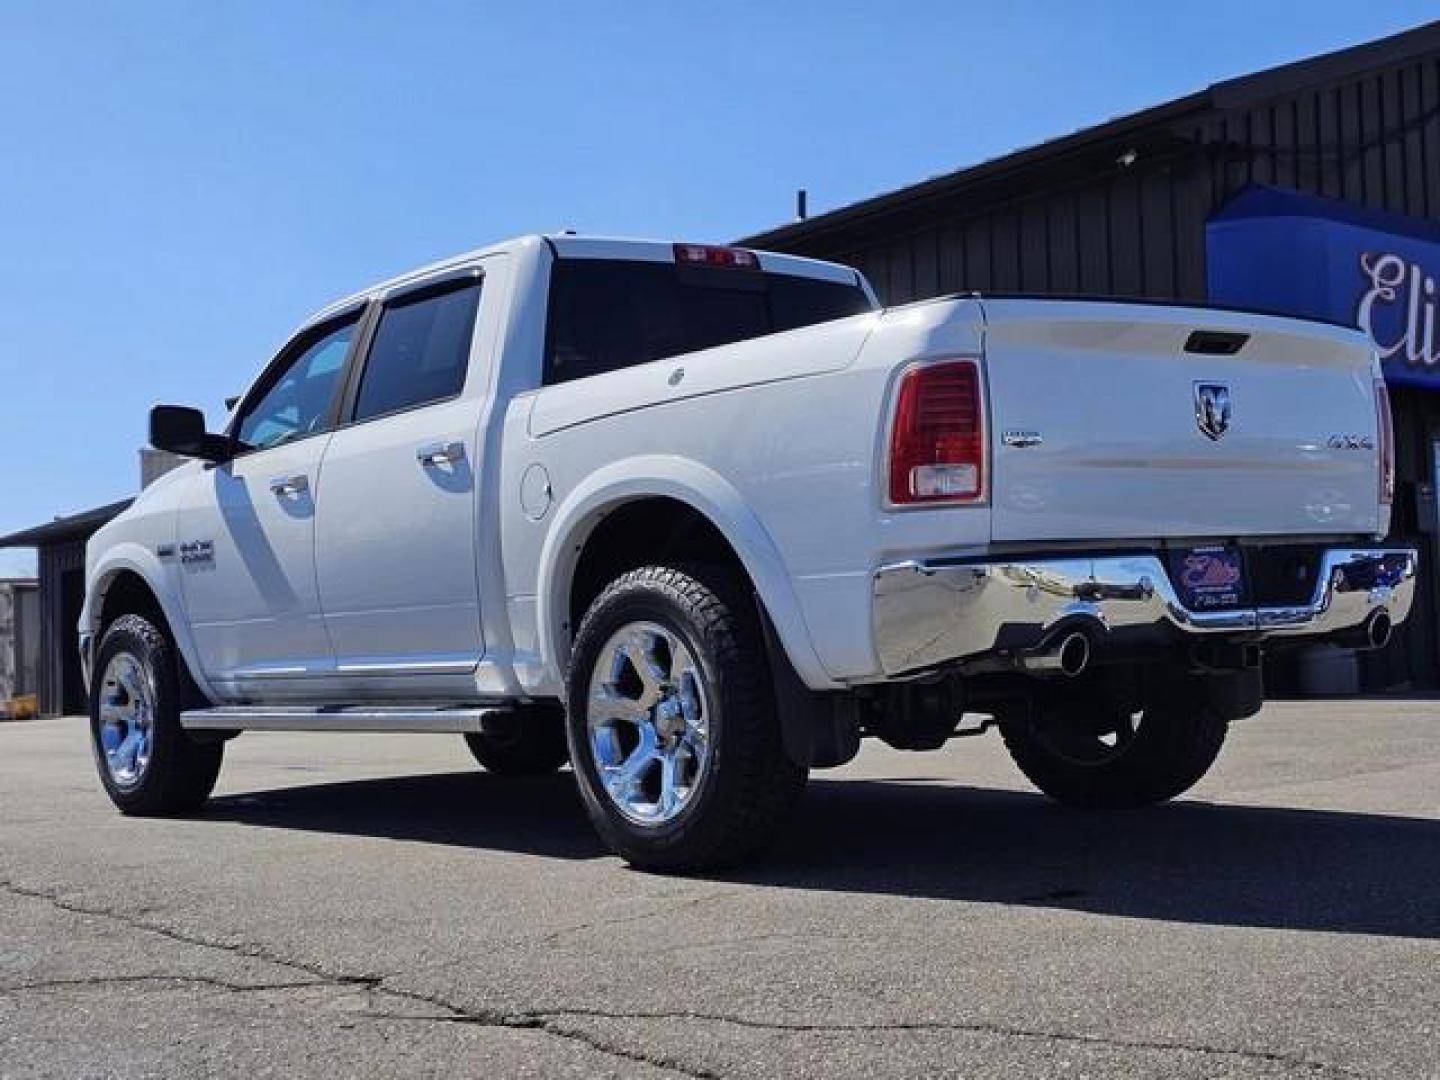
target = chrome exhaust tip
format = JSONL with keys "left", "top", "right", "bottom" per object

{"left": 1057, "top": 631, "right": 1091, "bottom": 677}
{"left": 1334, "top": 610, "right": 1394, "bottom": 651}
{"left": 1367, "top": 611, "right": 1393, "bottom": 651}
{"left": 1019, "top": 629, "right": 1092, "bottom": 678}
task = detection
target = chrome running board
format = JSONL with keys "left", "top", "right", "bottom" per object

{"left": 180, "top": 704, "right": 507, "bottom": 734}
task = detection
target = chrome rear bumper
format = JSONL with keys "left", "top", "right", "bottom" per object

{"left": 871, "top": 547, "right": 1417, "bottom": 676}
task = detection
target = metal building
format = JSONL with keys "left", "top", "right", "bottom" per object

{"left": 743, "top": 20, "right": 1440, "bottom": 689}
{"left": 0, "top": 579, "right": 40, "bottom": 714}
{"left": 0, "top": 500, "right": 132, "bottom": 716}
{"left": 0, "top": 453, "right": 179, "bottom": 717}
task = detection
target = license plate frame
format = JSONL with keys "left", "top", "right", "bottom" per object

{"left": 1169, "top": 544, "right": 1247, "bottom": 612}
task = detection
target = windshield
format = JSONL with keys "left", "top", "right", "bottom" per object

{"left": 543, "top": 258, "right": 872, "bottom": 386}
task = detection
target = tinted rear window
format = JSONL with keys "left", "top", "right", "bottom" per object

{"left": 353, "top": 280, "right": 481, "bottom": 422}
{"left": 544, "top": 259, "right": 872, "bottom": 386}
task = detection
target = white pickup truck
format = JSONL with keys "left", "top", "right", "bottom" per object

{"left": 83, "top": 234, "right": 1417, "bottom": 869}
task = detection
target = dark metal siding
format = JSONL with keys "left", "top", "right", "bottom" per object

{"left": 13, "top": 583, "right": 40, "bottom": 696}
{"left": 38, "top": 539, "right": 86, "bottom": 717}
{"left": 772, "top": 55, "right": 1440, "bottom": 308}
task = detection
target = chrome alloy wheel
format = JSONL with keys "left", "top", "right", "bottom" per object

{"left": 98, "top": 651, "right": 155, "bottom": 790}
{"left": 586, "top": 621, "right": 711, "bottom": 826}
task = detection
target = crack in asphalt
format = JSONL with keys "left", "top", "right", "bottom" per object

{"left": 529, "top": 891, "right": 726, "bottom": 946}
{"left": 536, "top": 1007, "right": 1356, "bottom": 1076}
{"left": 1, "top": 878, "right": 1353, "bottom": 1078}
{"left": 0, "top": 879, "right": 707, "bottom": 1079}
{"left": 0, "top": 975, "right": 327, "bottom": 995}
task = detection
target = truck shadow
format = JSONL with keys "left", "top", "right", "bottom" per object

{"left": 208, "top": 772, "right": 602, "bottom": 861}
{"left": 204, "top": 772, "right": 1440, "bottom": 940}
{"left": 756, "top": 778, "right": 1440, "bottom": 940}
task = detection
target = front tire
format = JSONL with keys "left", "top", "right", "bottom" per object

{"left": 566, "top": 564, "right": 807, "bottom": 871}
{"left": 1001, "top": 673, "right": 1230, "bottom": 808}
{"left": 90, "top": 614, "right": 223, "bottom": 815}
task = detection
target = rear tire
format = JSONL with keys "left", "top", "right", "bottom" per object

{"left": 1001, "top": 674, "right": 1230, "bottom": 808}
{"left": 90, "top": 614, "right": 223, "bottom": 816}
{"left": 565, "top": 563, "right": 807, "bottom": 871}
{"left": 462, "top": 705, "right": 569, "bottom": 776}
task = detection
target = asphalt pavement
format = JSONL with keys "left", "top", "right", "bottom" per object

{"left": 2, "top": 701, "right": 1438, "bottom": 1078}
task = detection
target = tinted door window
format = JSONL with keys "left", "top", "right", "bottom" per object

{"left": 237, "top": 317, "right": 358, "bottom": 451}
{"left": 544, "top": 260, "right": 872, "bottom": 385}
{"left": 353, "top": 280, "right": 482, "bottom": 422}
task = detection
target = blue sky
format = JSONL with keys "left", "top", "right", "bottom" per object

{"left": 1, "top": 0, "right": 1435, "bottom": 575}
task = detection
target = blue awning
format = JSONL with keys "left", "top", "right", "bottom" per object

{"left": 1207, "top": 184, "right": 1440, "bottom": 388}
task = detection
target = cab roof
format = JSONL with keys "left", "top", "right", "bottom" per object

{"left": 305, "top": 234, "right": 866, "bottom": 328}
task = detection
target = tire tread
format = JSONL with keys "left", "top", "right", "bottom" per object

{"left": 92, "top": 614, "right": 222, "bottom": 816}
{"left": 567, "top": 563, "right": 806, "bottom": 870}
{"left": 1001, "top": 680, "right": 1229, "bottom": 809}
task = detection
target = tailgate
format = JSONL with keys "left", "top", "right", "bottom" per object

{"left": 982, "top": 300, "right": 1383, "bottom": 542}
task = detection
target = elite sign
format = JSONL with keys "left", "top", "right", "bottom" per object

{"left": 1207, "top": 184, "right": 1440, "bottom": 388}
{"left": 1358, "top": 251, "right": 1437, "bottom": 374}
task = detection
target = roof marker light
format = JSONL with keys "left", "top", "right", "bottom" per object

{"left": 673, "top": 243, "right": 760, "bottom": 269}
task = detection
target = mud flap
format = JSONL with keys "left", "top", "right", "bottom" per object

{"left": 756, "top": 600, "right": 861, "bottom": 769}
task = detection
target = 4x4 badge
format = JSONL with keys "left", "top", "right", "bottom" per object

{"left": 1194, "top": 382, "right": 1231, "bottom": 441}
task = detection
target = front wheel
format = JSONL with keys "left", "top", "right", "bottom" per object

{"left": 566, "top": 564, "right": 807, "bottom": 871}
{"left": 1001, "top": 674, "right": 1230, "bottom": 808}
{"left": 90, "top": 614, "right": 223, "bottom": 815}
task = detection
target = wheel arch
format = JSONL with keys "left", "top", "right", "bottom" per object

{"left": 86, "top": 546, "right": 215, "bottom": 703}
{"left": 536, "top": 456, "right": 837, "bottom": 694}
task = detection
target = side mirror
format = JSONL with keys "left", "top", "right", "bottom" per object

{"left": 150, "top": 405, "right": 230, "bottom": 463}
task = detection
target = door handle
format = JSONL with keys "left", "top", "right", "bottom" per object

{"left": 417, "top": 440, "right": 465, "bottom": 467}
{"left": 268, "top": 473, "right": 309, "bottom": 497}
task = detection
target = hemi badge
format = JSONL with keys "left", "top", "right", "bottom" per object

{"left": 156, "top": 544, "right": 176, "bottom": 559}
{"left": 1001, "top": 430, "right": 1043, "bottom": 448}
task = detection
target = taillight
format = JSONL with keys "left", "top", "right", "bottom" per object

{"left": 1375, "top": 377, "right": 1394, "bottom": 506}
{"left": 887, "top": 359, "right": 985, "bottom": 505}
